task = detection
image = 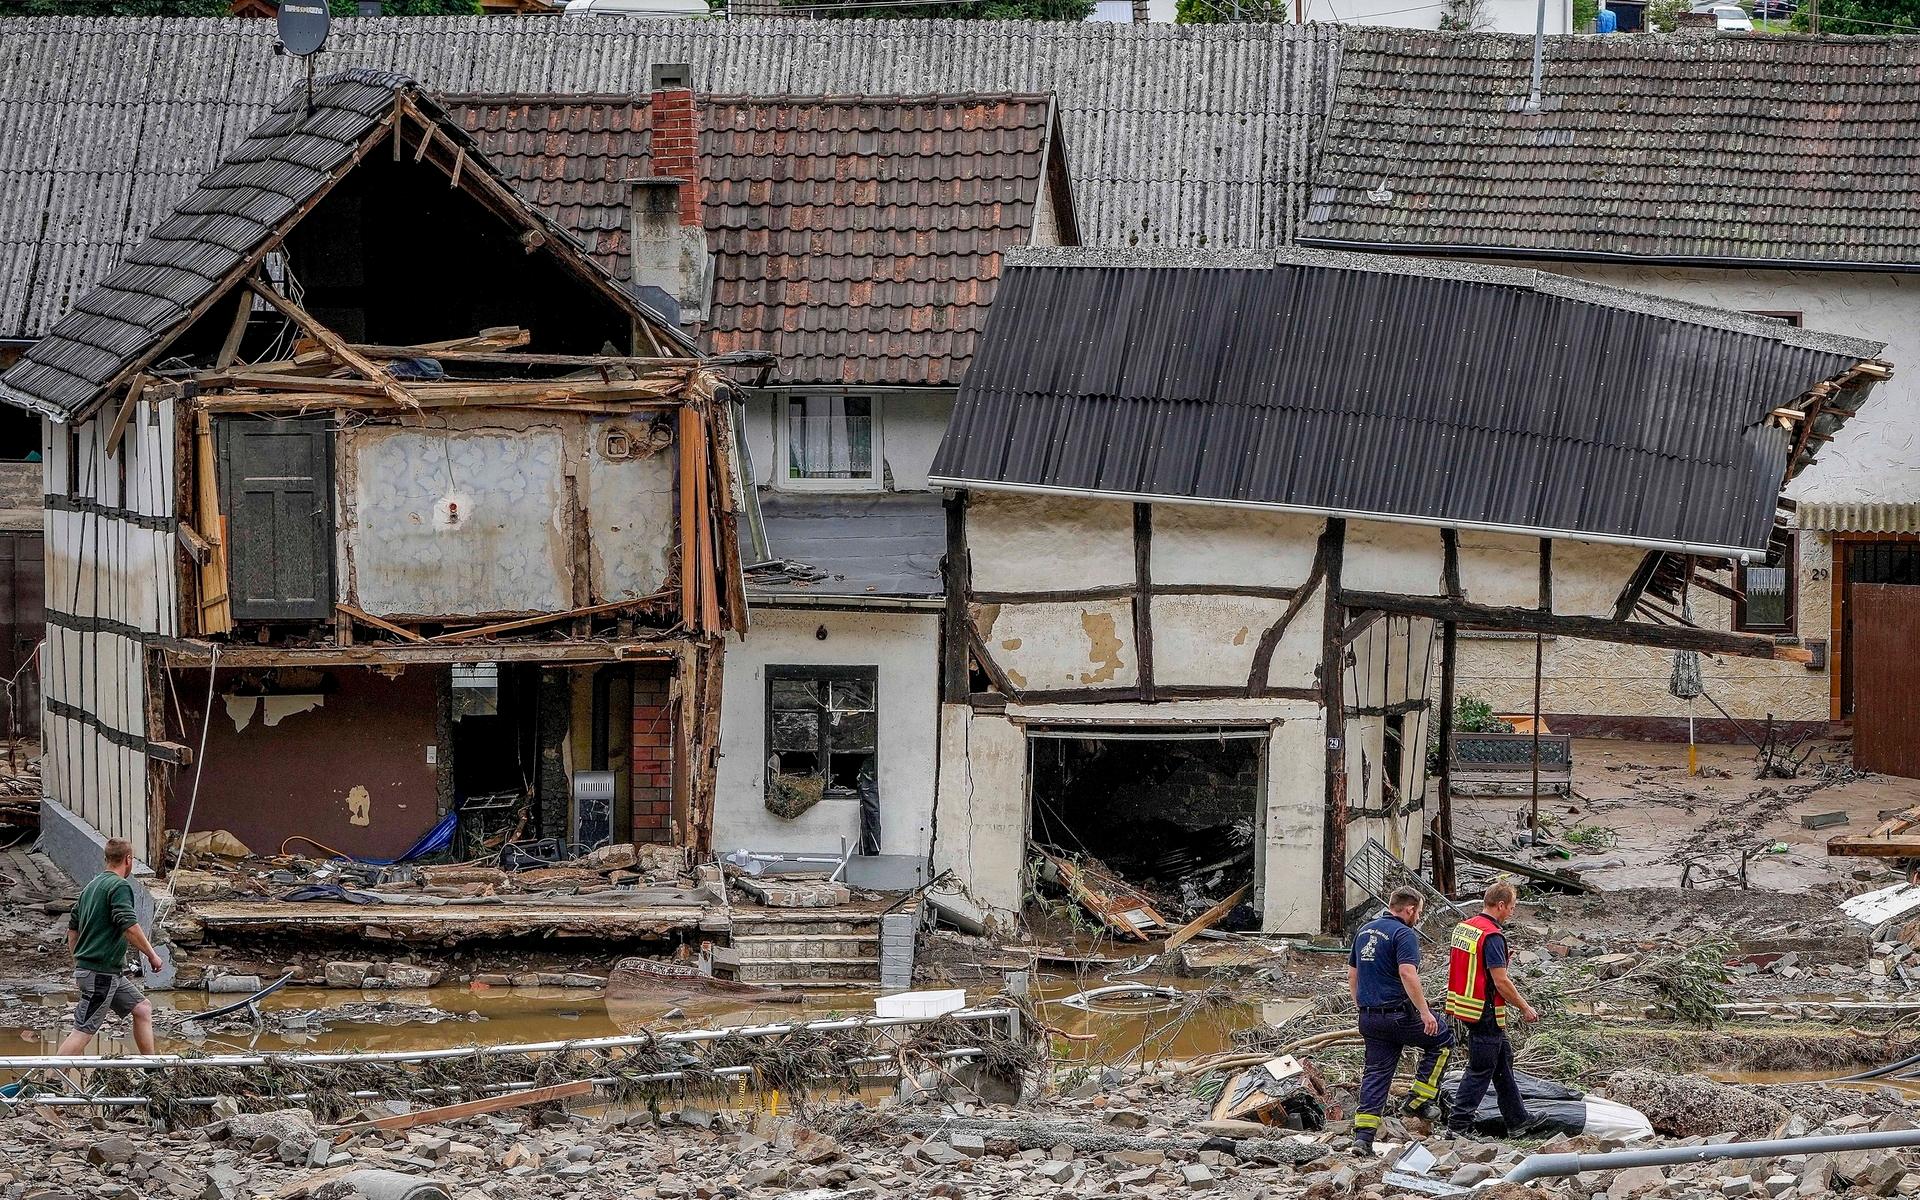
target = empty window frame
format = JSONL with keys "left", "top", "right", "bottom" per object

{"left": 779, "top": 394, "right": 881, "bottom": 489}
{"left": 1734, "top": 531, "right": 1796, "bottom": 634}
{"left": 766, "top": 666, "right": 878, "bottom": 803}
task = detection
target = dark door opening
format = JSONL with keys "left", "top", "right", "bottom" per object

{"left": 1027, "top": 730, "right": 1264, "bottom": 921}
{"left": 449, "top": 661, "right": 537, "bottom": 858}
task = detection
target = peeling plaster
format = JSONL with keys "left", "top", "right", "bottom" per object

{"left": 1078, "top": 611, "right": 1125, "bottom": 683}
{"left": 260, "top": 694, "right": 323, "bottom": 727}
{"left": 346, "top": 785, "right": 371, "bottom": 827}
{"left": 222, "top": 694, "right": 258, "bottom": 733}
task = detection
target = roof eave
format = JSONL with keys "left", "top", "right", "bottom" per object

{"left": 1297, "top": 234, "right": 1920, "bottom": 278}
{"left": 927, "top": 475, "right": 1771, "bottom": 563}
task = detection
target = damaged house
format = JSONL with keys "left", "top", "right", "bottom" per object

{"left": 0, "top": 70, "right": 748, "bottom": 893}
{"left": 927, "top": 247, "right": 1887, "bottom": 934}
{"left": 446, "top": 76, "right": 1078, "bottom": 884}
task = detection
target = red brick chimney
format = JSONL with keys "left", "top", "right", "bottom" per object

{"left": 631, "top": 63, "right": 711, "bottom": 327}
{"left": 649, "top": 63, "right": 702, "bottom": 229}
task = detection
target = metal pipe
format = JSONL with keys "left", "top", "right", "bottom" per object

{"left": 0, "top": 1007, "right": 1015, "bottom": 1071}
{"left": 1503, "top": 1128, "right": 1920, "bottom": 1185}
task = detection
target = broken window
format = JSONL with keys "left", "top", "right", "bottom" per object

{"left": 765, "top": 666, "right": 877, "bottom": 815}
{"left": 781, "top": 395, "right": 879, "bottom": 489}
{"left": 451, "top": 662, "right": 500, "bottom": 719}
{"left": 1734, "top": 532, "right": 1796, "bottom": 634}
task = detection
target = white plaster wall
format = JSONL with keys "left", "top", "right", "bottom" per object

{"left": 1267, "top": 584, "right": 1327, "bottom": 691}
{"left": 1551, "top": 540, "right": 1646, "bottom": 618}
{"left": 1264, "top": 714, "right": 1326, "bottom": 933}
{"left": 975, "top": 598, "right": 1138, "bottom": 691}
{"left": 967, "top": 491, "right": 1135, "bottom": 593}
{"left": 1344, "top": 518, "right": 1446, "bottom": 596}
{"left": 1457, "top": 531, "right": 1541, "bottom": 609}
{"left": 931, "top": 704, "right": 1030, "bottom": 921}
{"left": 712, "top": 608, "right": 941, "bottom": 858}
{"left": 1151, "top": 593, "right": 1288, "bottom": 688}
{"left": 1152, "top": 505, "right": 1322, "bottom": 588}
{"left": 740, "top": 389, "right": 955, "bottom": 493}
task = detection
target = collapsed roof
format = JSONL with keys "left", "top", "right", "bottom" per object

{"left": 931, "top": 247, "right": 1888, "bottom": 558}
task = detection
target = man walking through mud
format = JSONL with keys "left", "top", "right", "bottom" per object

{"left": 1348, "top": 885, "right": 1452, "bottom": 1155}
{"left": 57, "top": 838, "right": 164, "bottom": 1056}
{"left": 1445, "top": 880, "right": 1539, "bottom": 1136}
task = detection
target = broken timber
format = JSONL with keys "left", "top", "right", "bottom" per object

{"left": 1828, "top": 805, "right": 1920, "bottom": 858}
{"left": 1338, "top": 591, "right": 1811, "bottom": 662}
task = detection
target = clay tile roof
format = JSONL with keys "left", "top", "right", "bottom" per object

{"left": 1303, "top": 29, "right": 1920, "bottom": 269}
{"left": 445, "top": 93, "right": 1074, "bottom": 388}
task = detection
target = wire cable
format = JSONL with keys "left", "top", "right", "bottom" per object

{"left": 166, "top": 642, "right": 221, "bottom": 897}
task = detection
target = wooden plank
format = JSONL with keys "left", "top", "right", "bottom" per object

{"left": 1453, "top": 844, "right": 1595, "bottom": 893}
{"left": 330, "top": 1080, "right": 596, "bottom": 1135}
{"left": 213, "top": 290, "right": 253, "bottom": 369}
{"left": 1161, "top": 885, "right": 1250, "bottom": 953}
{"left": 175, "top": 522, "right": 212, "bottom": 567}
{"left": 193, "top": 409, "right": 233, "bottom": 636}
{"left": 157, "top": 637, "right": 679, "bottom": 668}
{"left": 246, "top": 277, "right": 418, "bottom": 410}
{"left": 426, "top": 592, "right": 671, "bottom": 644}
{"left": 1827, "top": 834, "right": 1920, "bottom": 858}
{"left": 1319, "top": 518, "right": 1348, "bottom": 936}
{"left": 676, "top": 406, "right": 701, "bottom": 630}
{"left": 1133, "top": 503, "right": 1155, "bottom": 703}
{"left": 103, "top": 377, "right": 144, "bottom": 458}
{"left": 335, "top": 603, "right": 429, "bottom": 644}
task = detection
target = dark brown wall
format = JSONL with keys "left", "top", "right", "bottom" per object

{"left": 167, "top": 666, "right": 442, "bottom": 860}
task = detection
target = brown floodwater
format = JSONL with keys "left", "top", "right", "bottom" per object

{"left": 0, "top": 972, "right": 1305, "bottom": 1065}
{"left": 1710, "top": 1066, "right": 1920, "bottom": 1098}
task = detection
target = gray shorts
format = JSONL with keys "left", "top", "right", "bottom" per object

{"left": 72, "top": 969, "right": 144, "bottom": 1034}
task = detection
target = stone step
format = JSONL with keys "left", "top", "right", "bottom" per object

{"left": 728, "top": 917, "right": 873, "bottom": 937}
{"left": 732, "top": 933, "right": 879, "bottom": 961}
{"left": 734, "top": 956, "right": 881, "bottom": 983}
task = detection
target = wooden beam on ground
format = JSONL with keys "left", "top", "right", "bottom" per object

{"left": 329, "top": 1080, "right": 595, "bottom": 1135}
{"left": 335, "top": 603, "right": 428, "bottom": 644}
{"left": 1339, "top": 590, "right": 1809, "bottom": 663}
{"left": 246, "top": 276, "right": 418, "bottom": 410}
{"left": 1161, "top": 885, "right": 1250, "bottom": 954}
{"left": 1827, "top": 805, "right": 1920, "bottom": 858}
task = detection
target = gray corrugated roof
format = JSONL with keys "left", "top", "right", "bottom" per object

{"left": 0, "top": 17, "right": 1341, "bottom": 341}
{"left": 748, "top": 491, "right": 945, "bottom": 601}
{"left": 930, "top": 247, "right": 1884, "bottom": 557}
{"left": 1303, "top": 29, "right": 1920, "bottom": 268}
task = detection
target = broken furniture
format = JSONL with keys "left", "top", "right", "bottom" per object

{"left": 1828, "top": 804, "right": 1920, "bottom": 883}
{"left": 1033, "top": 848, "right": 1169, "bottom": 941}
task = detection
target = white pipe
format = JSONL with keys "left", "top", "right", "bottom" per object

{"left": 0, "top": 1007, "right": 1015, "bottom": 1071}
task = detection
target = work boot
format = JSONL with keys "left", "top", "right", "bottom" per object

{"left": 1403, "top": 1098, "right": 1442, "bottom": 1122}
{"left": 1352, "top": 1130, "right": 1376, "bottom": 1157}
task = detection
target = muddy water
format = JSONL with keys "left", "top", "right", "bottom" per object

{"left": 0, "top": 975, "right": 1304, "bottom": 1064}
{"left": 1711, "top": 1066, "right": 1920, "bottom": 1098}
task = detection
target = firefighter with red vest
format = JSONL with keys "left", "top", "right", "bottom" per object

{"left": 1444, "top": 881, "right": 1539, "bottom": 1135}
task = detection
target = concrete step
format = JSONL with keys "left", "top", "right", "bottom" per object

{"left": 733, "top": 933, "right": 878, "bottom": 961}
{"left": 735, "top": 956, "right": 881, "bottom": 984}
{"left": 728, "top": 917, "right": 872, "bottom": 936}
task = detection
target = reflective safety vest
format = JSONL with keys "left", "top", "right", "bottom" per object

{"left": 1445, "top": 914, "right": 1509, "bottom": 1027}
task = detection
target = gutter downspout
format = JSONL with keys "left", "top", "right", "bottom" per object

{"left": 1502, "top": 1128, "right": 1920, "bottom": 1187}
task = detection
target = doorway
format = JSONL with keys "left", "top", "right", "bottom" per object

{"left": 1837, "top": 536, "right": 1920, "bottom": 718}
{"left": 1026, "top": 728, "right": 1266, "bottom": 920}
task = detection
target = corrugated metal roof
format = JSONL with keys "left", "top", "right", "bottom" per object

{"left": 447, "top": 93, "right": 1064, "bottom": 387}
{"left": 931, "top": 247, "right": 1885, "bottom": 557}
{"left": 0, "top": 17, "right": 1341, "bottom": 341}
{"left": 1303, "top": 29, "right": 1920, "bottom": 268}
{"left": 748, "top": 491, "right": 945, "bottom": 600}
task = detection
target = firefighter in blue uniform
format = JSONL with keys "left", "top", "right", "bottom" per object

{"left": 1347, "top": 885, "right": 1453, "bottom": 1156}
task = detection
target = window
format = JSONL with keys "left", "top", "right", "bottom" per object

{"left": 766, "top": 666, "right": 878, "bottom": 802}
{"left": 450, "top": 662, "right": 500, "bottom": 719}
{"left": 1735, "top": 532, "right": 1796, "bottom": 634}
{"left": 779, "top": 395, "right": 880, "bottom": 489}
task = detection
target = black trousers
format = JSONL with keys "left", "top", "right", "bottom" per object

{"left": 1447, "top": 1022, "right": 1531, "bottom": 1133}
{"left": 1355, "top": 1007, "right": 1453, "bottom": 1133}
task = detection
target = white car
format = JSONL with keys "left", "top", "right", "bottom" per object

{"left": 1712, "top": 3, "right": 1754, "bottom": 28}
{"left": 563, "top": 0, "right": 713, "bottom": 15}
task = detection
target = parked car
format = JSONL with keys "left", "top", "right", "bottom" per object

{"left": 1749, "top": 0, "right": 1795, "bottom": 17}
{"left": 1713, "top": 2, "right": 1754, "bottom": 27}
{"left": 562, "top": 0, "right": 712, "bottom": 14}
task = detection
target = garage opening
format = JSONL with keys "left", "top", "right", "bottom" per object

{"left": 1027, "top": 728, "right": 1265, "bottom": 923}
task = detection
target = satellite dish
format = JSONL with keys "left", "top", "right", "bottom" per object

{"left": 277, "top": 0, "right": 331, "bottom": 57}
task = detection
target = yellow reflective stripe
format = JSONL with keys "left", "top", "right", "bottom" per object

{"left": 1410, "top": 1046, "right": 1451, "bottom": 1100}
{"left": 1354, "top": 1113, "right": 1382, "bottom": 1129}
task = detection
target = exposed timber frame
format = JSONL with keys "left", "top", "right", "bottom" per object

{"left": 1337, "top": 591, "right": 1812, "bottom": 662}
{"left": 1317, "top": 518, "right": 1348, "bottom": 936}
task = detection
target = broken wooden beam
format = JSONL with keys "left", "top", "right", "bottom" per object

{"left": 1339, "top": 590, "right": 1810, "bottom": 663}
{"left": 426, "top": 592, "right": 673, "bottom": 644}
{"left": 1161, "top": 885, "right": 1251, "bottom": 954}
{"left": 329, "top": 1080, "right": 594, "bottom": 1135}
{"left": 246, "top": 276, "right": 418, "bottom": 410}
{"left": 335, "top": 603, "right": 429, "bottom": 644}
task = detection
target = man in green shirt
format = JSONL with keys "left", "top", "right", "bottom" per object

{"left": 57, "top": 838, "right": 164, "bottom": 1055}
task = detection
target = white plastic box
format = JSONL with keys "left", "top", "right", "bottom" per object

{"left": 875, "top": 989, "right": 967, "bottom": 1020}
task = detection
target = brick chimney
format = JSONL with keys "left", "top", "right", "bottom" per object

{"left": 631, "top": 63, "right": 712, "bottom": 327}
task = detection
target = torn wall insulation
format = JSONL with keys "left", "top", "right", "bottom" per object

{"left": 167, "top": 666, "right": 442, "bottom": 861}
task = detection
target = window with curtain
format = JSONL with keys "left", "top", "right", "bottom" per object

{"left": 1735, "top": 532, "right": 1796, "bottom": 634}
{"left": 783, "top": 395, "right": 877, "bottom": 487}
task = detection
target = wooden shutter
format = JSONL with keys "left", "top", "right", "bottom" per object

{"left": 217, "top": 417, "right": 334, "bottom": 621}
